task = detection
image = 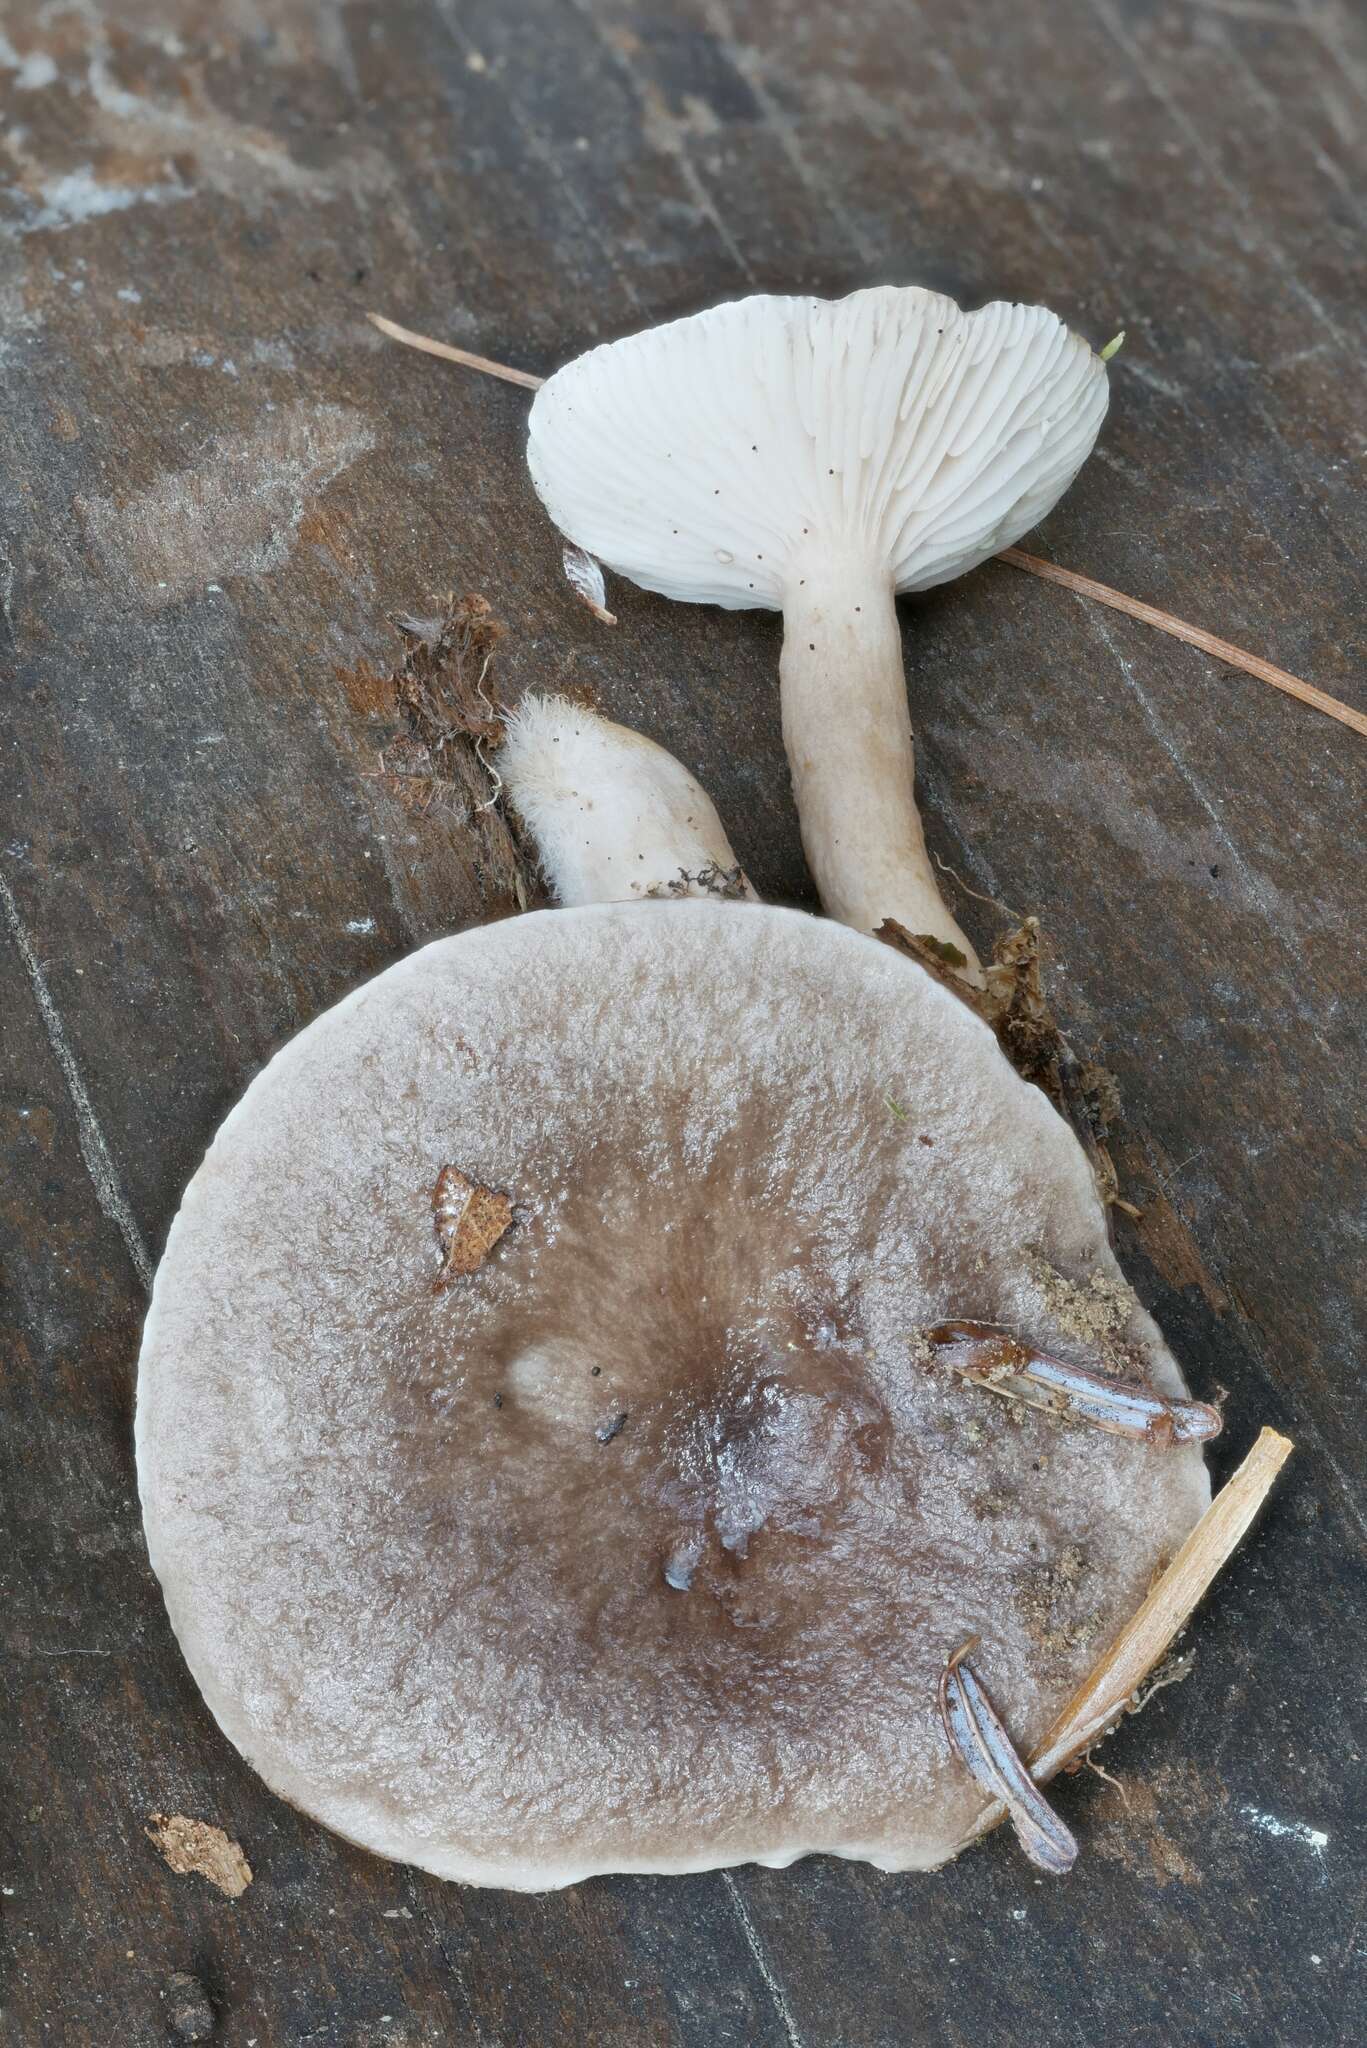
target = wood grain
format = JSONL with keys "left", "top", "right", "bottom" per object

{"left": 2, "top": 1, "right": 1364, "bottom": 2043}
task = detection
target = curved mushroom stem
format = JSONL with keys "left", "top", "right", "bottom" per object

{"left": 501, "top": 694, "right": 758, "bottom": 909}
{"left": 780, "top": 561, "right": 983, "bottom": 983}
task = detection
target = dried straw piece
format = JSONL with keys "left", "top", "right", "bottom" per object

{"left": 943, "top": 1428, "right": 1291, "bottom": 1866}
{"left": 368, "top": 312, "right": 1363, "bottom": 738}
{"left": 1028, "top": 1426, "right": 1292, "bottom": 1782}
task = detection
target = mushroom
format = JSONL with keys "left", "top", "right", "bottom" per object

{"left": 525, "top": 287, "right": 1109, "bottom": 977}
{"left": 137, "top": 704, "right": 1211, "bottom": 1889}
{"left": 497, "top": 691, "right": 758, "bottom": 905}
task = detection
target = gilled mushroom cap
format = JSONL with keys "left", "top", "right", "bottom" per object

{"left": 137, "top": 902, "right": 1207, "bottom": 1888}
{"left": 527, "top": 287, "right": 1107, "bottom": 609}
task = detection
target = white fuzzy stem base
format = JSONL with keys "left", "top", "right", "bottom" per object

{"left": 500, "top": 695, "right": 757, "bottom": 908}
{"left": 780, "top": 567, "right": 982, "bottom": 980}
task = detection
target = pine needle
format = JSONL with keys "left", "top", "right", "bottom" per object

{"left": 366, "top": 312, "right": 543, "bottom": 390}
{"left": 1000, "top": 551, "right": 1366, "bottom": 739}
{"left": 368, "top": 313, "right": 1363, "bottom": 740}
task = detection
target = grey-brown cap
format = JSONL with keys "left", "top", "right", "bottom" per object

{"left": 137, "top": 901, "right": 1207, "bottom": 1887}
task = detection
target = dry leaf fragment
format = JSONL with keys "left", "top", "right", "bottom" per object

{"left": 562, "top": 543, "right": 617, "bottom": 625}
{"left": 354, "top": 591, "right": 540, "bottom": 908}
{"left": 145, "top": 1814, "right": 252, "bottom": 1898}
{"left": 432, "top": 1165, "right": 513, "bottom": 1288}
{"left": 939, "top": 1645, "right": 1078, "bottom": 1875}
{"left": 878, "top": 916, "right": 1129, "bottom": 1215}
{"left": 924, "top": 1321, "right": 1222, "bottom": 1446}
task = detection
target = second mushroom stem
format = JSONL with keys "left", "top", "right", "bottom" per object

{"left": 781, "top": 562, "right": 983, "bottom": 982}
{"left": 500, "top": 694, "right": 759, "bottom": 908}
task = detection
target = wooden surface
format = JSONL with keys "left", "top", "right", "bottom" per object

{"left": 2, "top": 2, "right": 1364, "bottom": 2042}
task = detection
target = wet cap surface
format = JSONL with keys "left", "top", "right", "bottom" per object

{"left": 136, "top": 903, "right": 1207, "bottom": 1888}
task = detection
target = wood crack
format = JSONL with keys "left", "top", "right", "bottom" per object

{"left": 0, "top": 868, "right": 154, "bottom": 1292}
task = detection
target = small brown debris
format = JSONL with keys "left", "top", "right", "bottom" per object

{"left": 904, "top": 1331, "right": 934, "bottom": 1370}
{"left": 145, "top": 1814, "right": 252, "bottom": 1898}
{"left": 940, "top": 1644, "right": 1078, "bottom": 1875}
{"left": 1089, "top": 1767, "right": 1205, "bottom": 1889}
{"left": 336, "top": 657, "right": 394, "bottom": 719}
{"left": 354, "top": 594, "right": 539, "bottom": 909}
{"left": 1126, "top": 1649, "right": 1196, "bottom": 1716}
{"left": 1027, "top": 1254, "right": 1134, "bottom": 1357}
{"left": 432, "top": 1166, "right": 513, "bottom": 1288}
{"left": 596, "top": 1411, "right": 628, "bottom": 1445}
{"left": 1019, "top": 1546, "right": 1102, "bottom": 1657}
{"left": 644, "top": 862, "right": 750, "bottom": 900}
{"left": 979, "top": 917, "right": 1064, "bottom": 1096}
{"left": 877, "top": 920, "right": 978, "bottom": 997}
{"left": 972, "top": 1487, "right": 1010, "bottom": 1520}
{"left": 165, "top": 1971, "right": 217, "bottom": 2041}
{"left": 877, "top": 916, "right": 1127, "bottom": 1211}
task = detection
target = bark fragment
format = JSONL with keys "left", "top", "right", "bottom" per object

{"left": 145, "top": 1814, "right": 252, "bottom": 1898}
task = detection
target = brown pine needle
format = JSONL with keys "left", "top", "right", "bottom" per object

{"left": 366, "top": 312, "right": 543, "bottom": 390}
{"left": 1000, "top": 550, "right": 1366, "bottom": 738}
{"left": 368, "top": 312, "right": 1362, "bottom": 738}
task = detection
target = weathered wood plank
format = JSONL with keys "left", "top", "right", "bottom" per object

{"left": 2, "top": 0, "right": 1363, "bottom": 2042}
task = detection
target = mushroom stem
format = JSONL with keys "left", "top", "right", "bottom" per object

{"left": 780, "top": 567, "right": 983, "bottom": 982}
{"left": 500, "top": 694, "right": 758, "bottom": 908}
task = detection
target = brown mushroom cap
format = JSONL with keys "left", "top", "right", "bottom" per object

{"left": 136, "top": 903, "right": 1208, "bottom": 1887}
